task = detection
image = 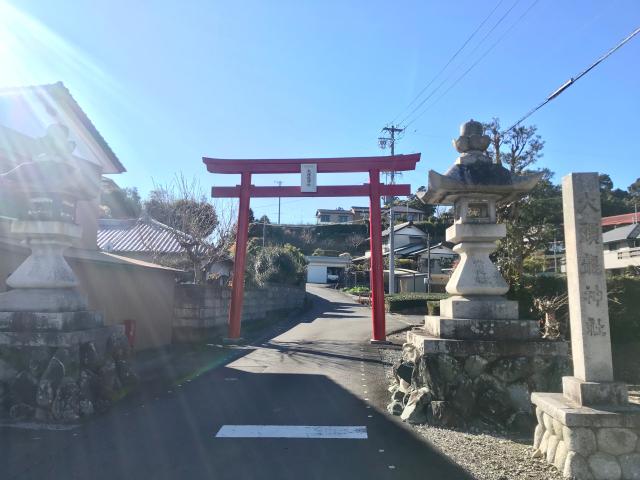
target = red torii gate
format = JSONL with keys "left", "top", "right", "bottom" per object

{"left": 203, "top": 154, "right": 421, "bottom": 342}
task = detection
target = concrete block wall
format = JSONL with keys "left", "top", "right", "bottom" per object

{"left": 172, "top": 284, "right": 306, "bottom": 342}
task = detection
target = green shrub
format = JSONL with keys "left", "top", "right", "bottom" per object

{"left": 249, "top": 243, "right": 307, "bottom": 287}
{"left": 507, "top": 273, "right": 640, "bottom": 344}
{"left": 608, "top": 275, "right": 640, "bottom": 343}
{"left": 385, "top": 292, "right": 449, "bottom": 314}
{"left": 344, "top": 286, "right": 370, "bottom": 296}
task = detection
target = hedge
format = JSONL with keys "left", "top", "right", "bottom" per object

{"left": 508, "top": 273, "right": 640, "bottom": 344}
{"left": 385, "top": 292, "right": 449, "bottom": 314}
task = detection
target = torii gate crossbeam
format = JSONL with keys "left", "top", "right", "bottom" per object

{"left": 203, "top": 153, "right": 421, "bottom": 343}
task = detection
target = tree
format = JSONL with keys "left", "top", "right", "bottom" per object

{"left": 258, "top": 215, "right": 270, "bottom": 224}
{"left": 345, "top": 232, "right": 368, "bottom": 253}
{"left": 100, "top": 178, "right": 142, "bottom": 218}
{"left": 483, "top": 118, "right": 553, "bottom": 284}
{"left": 629, "top": 177, "right": 640, "bottom": 198}
{"left": 143, "top": 174, "right": 235, "bottom": 283}
{"left": 599, "top": 174, "right": 635, "bottom": 217}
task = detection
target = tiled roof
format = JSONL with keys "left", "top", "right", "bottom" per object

{"left": 602, "top": 224, "right": 640, "bottom": 244}
{"left": 384, "top": 206, "right": 425, "bottom": 214}
{"left": 97, "top": 217, "right": 186, "bottom": 254}
{"left": 382, "top": 221, "right": 427, "bottom": 237}
{"left": 316, "top": 209, "right": 354, "bottom": 215}
{"left": 602, "top": 213, "right": 640, "bottom": 227}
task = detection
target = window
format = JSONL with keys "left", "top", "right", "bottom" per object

{"left": 338, "top": 215, "right": 349, "bottom": 223}
{"left": 320, "top": 215, "right": 330, "bottom": 222}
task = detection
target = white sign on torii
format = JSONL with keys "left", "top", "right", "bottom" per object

{"left": 301, "top": 163, "right": 317, "bottom": 192}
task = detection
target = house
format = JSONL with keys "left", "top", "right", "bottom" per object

{"left": 412, "top": 242, "right": 457, "bottom": 275}
{"left": 384, "top": 242, "right": 457, "bottom": 293}
{"left": 350, "top": 206, "right": 369, "bottom": 221}
{"left": 602, "top": 223, "right": 640, "bottom": 272}
{"left": 97, "top": 214, "right": 233, "bottom": 279}
{"left": 0, "top": 82, "right": 177, "bottom": 350}
{"left": 316, "top": 208, "right": 354, "bottom": 224}
{"left": 315, "top": 205, "right": 427, "bottom": 224}
{"left": 383, "top": 205, "right": 427, "bottom": 222}
{"left": 602, "top": 213, "right": 640, "bottom": 228}
{"left": 381, "top": 221, "right": 429, "bottom": 248}
{"left": 306, "top": 254, "right": 351, "bottom": 283}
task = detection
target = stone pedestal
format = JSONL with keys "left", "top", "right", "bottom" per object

{"left": 532, "top": 393, "right": 640, "bottom": 480}
{"left": 403, "top": 328, "right": 569, "bottom": 431}
{"left": 0, "top": 312, "right": 134, "bottom": 423}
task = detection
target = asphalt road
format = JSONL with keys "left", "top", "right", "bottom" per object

{"left": 3, "top": 284, "right": 472, "bottom": 480}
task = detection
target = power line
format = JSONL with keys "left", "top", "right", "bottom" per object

{"left": 506, "top": 24, "right": 640, "bottom": 132}
{"left": 389, "top": 0, "right": 507, "bottom": 126}
{"left": 397, "top": 0, "right": 523, "bottom": 128}
{"left": 403, "top": 0, "right": 539, "bottom": 129}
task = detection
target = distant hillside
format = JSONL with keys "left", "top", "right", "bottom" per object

{"left": 247, "top": 219, "right": 451, "bottom": 257}
{"left": 248, "top": 223, "right": 369, "bottom": 256}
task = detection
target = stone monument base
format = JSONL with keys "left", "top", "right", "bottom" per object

{"left": 531, "top": 392, "right": 640, "bottom": 480}
{"left": 0, "top": 311, "right": 136, "bottom": 424}
{"left": 562, "top": 376, "right": 629, "bottom": 408}
{"left": 424, "top": 315, "right": 540, "bottom": 340}
{"left": 391, "top": 328, "right": 569, "bottom": 431}
{"left": 0, "top": 288, "right": 89, "bottom": 312}
{"left": 440, "top": 296, "right": 519, "bottom": 320}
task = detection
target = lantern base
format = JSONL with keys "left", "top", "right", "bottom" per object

{"left": 0, "top": 288, "right": 88, "bottom": 312}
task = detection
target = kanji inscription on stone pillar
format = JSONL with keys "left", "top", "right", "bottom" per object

{"left": 562, "top": 173, "right": 613, "bottom": 382}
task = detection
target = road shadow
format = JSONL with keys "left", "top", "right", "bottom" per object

{"left": 2, "top": 365, "right": 473, "bottom": 480}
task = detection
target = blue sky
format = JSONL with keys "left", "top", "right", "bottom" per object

{"left": 0, "top": 1, "right": 638, "bottom": 223}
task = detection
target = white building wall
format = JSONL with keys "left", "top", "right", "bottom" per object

{"left": 603, "top": 247, "right": 640, "bottom": 270}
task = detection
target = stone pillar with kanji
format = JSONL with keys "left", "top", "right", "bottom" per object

{"left": 531, "top": 173, "right": 640, "bottom": 480}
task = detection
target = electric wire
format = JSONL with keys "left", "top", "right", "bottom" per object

{"left": 396, "top": 0, "right": 523, "bottom": 128}
{"left": 389, "top": 0, "right": 507, "bottom": 126}
{"left": 505, "top": 24, "right": 640, "bottom": 132}
{"left": 403, "top": 0, "right": 539, "bottom": 130}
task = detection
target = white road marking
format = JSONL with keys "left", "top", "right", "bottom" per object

{"left": 215, "top": 425, "right": 368, "bottom": 439}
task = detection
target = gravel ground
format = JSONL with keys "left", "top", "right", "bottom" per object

{"left": 378, "top": 332, "right": 564, "bottom": 480}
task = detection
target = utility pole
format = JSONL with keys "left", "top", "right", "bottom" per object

{"left": 274, "top": 180, "right": 282, "bottom": 224}
{"left": 379, "top": 125, "right": 404, "bottom": 294}
{"left": 426, "top": 232, "right": 431, "bottom": 294}
{"left": 553, "top": 227, "right": 558, "bottom": 273}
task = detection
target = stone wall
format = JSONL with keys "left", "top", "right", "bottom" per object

{"left": 0, "top": 327, "right": 136, "bottom": 423}
{"left": 172, "top": 284, "right": 306, "bottom": 342}
{"left": 388, "top": 336, "right": 570, "bottom": 432}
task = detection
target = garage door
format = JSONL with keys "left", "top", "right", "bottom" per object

{"left": 307, "top": 265, "right": 327, "bottom": 283}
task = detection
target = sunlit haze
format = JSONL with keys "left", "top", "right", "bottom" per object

{"left": 0, "top": 0, "right": 638, "bottom": 223}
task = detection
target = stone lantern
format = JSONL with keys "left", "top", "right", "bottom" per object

{"left": 0, "top": 124, "right": 100, "bottom": 313}
{"left": 418, "top": 119, "right": 543, "bottom": 338}
{"left": 395, "top": 120, "right": 569, "bottom": 432}
{"left": 0, "top": 124, "right": 131, "bottom": 423}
